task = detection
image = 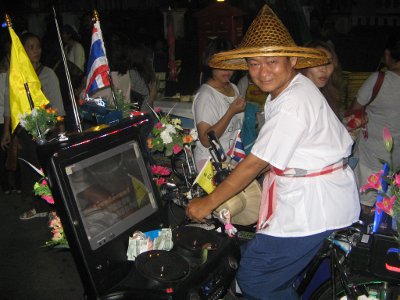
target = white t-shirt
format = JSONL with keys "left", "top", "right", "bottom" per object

{"left": 65, "top": 42, "right": 86, "bottom": 72}
{"left": 251, "top": 73, "right": 360, "bottom": 237}
{"left": 355, "top": 71, "right": 400, "bottom": 171}
{"left": 192, "top": 83, "right": 244, "bottom": 167}
{"left": 353, "top": 71, "right": 400, "bottom": 206}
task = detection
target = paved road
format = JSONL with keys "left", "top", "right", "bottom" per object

{"left": 0, "top": 192, "right": 84, "bottom": 300}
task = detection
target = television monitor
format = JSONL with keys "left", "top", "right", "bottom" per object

{"left": 38, "top": 118, "right": 168, "bottom": 299}
{"left": 65, "top": 140, "right": 157, "bottom": 250}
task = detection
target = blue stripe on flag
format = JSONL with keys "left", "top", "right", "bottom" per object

{"left": 86, "top": 39, "right": 106, "bottom": 77}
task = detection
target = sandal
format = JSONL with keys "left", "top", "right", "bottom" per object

{"left": 19, "top": 209, "right": 48, "bottom": 220}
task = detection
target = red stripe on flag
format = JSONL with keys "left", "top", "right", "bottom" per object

{"left": 85, "top": 64, "right": 110, "bottom": 95}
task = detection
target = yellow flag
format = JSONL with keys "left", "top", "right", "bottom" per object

{"left": 130, "top": 175, "right": 149, "bottom": 208}
{"left": 8, "top": 27, "right": 49, "bottom": 132}
{"left": 193, "top": 158, "right": 216, "bottom": 194}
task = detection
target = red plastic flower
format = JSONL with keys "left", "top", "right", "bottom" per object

{"left": 394, "top": 174, "right": 400, "bottom": 187}
{"left": 172, "top": 144, "right": 182, "bottom": 155}
{"left": 155, "top": 122, "right": 163, "bottom": 130}
{"left": 360, "top": 170, "right": 383, "bottom": 192}
{"left": 376, "top": 195, "right": 395, "bottom": 215}
{"left": 155, "top": 177, "right": 167, "bottom": 186}
{"left": 42, "top": 195, "right": 55, "bottom": 204}
{"left": 151, "top": 165, "right": 171, "bottom": 176}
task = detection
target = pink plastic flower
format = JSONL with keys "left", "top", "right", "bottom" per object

{"left": 151, "top": 165, "right": 171, "bottom": 176}
{"left": 42, "top": 194, "right": 55, "bottom": 204}
{"left": 376, "top": 195, "right": 395, "bottom": 215}
{"left": 360, "top": 170, "right": 383, "bottom": 192}
{"left": 41, "top": 180, "right": 48, "bottom": 186}
{"left": 155, "top": 177, "right": 166, "bottom": 186}
{"left": 52, "top": 231, "right": 63, "bottom": 241}
{"left": 155, "top": 122, "right": 163, "bottom": 130}
{"left": 383, "top": 127, "right": 393, "bottom": 153}
{"left": 394, "top": 174, "right": 400, "bottom": 187}
{"left": 172, "top": 144, "right": 182, "bottom": 155}
{"left": 154, "top": 107, "right": 162, "bottom": 113}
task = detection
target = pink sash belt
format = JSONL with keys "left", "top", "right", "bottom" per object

{"left": 257, "top": 158, "right": 348, "bottom": 231}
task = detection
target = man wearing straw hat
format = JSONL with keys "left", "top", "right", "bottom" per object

{"left": 186, "top": 5, "right": 360, "bottom": 299}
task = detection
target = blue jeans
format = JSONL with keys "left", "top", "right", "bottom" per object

{"left": 237, "top": 230, "right": 333, "bottom": 300}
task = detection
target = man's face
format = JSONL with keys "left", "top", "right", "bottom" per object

{"left": 247, "top": 56, "right": 297, "bottom": 99}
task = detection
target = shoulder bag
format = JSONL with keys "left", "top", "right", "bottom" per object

{"left": 343, "top": 71, "right": 385, "bottom": 140}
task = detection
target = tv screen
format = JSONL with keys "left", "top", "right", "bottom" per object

{"left": 65, "top": 140, "right": 158, "bottom": 250}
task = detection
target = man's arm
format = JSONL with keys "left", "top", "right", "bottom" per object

{"left": 186, "top": 153, "right": 269, "bottom": 222}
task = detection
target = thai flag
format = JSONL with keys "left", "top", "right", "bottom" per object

{"left": 227, "top": 130, "right": 246, "bottom": 162}
{"left": 85, "top": 21, "right": 110, "bottom": 96}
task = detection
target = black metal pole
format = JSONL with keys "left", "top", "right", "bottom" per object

{"left": 23, "top": 83, "right": 42, "bottom": 139}
{"left": 52, "top": 6, "right": 83, "bottom": 133}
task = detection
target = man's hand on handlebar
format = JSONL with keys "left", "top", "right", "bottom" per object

{"left": 185, "top": 196, "right": 214, "bottom": 223}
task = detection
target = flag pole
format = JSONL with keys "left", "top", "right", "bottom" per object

{"left": 52, "top": 7, "right": 82, "bottom": 133}
{"left": 5, "top": 14, "right": 42, "bottom": 140}
{"left": 93, "top": 10, "right": 118, "bottom": 110}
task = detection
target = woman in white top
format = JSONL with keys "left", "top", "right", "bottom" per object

{"left": 353, "top": 32, "right": 400, "bottom": 210}
{"left": 192, "top": 38, "right": 246, "bottom": 169}
{"left": 61, "top": 24, "right": 86, "bottom": 72}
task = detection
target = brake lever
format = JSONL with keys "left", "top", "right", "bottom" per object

{"left": 207, "top": 131, "right": 227, "bottom": 162}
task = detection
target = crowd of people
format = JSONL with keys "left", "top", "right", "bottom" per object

{"left": 1, "top": 4, "right": 399, "bottom": 299}
{"left": 0, "top": 14, "right": 163, "bottom": 219}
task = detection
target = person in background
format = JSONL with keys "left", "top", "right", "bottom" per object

{"left": 127, "top": 43, "right": 157, "bottom": 114}
{"left": 352, "top": 32, "right": 400, "bottom": 217}
{"left": 186, "top": 6, "right": 359, "bottom": 299}
{"left": 0, "top": 38, "right": 19, "bottom": 195}
{"left": 192, "top": 37, "right": 246, "bottom": 169}
{"left": 1, "top": 32, "right": 65, "bottom": 220}
{"left": 61, "top": 24, "right": 86, "bottom": 72}
{"left": 302, "top": 40, "right": 343, "bottom": 117}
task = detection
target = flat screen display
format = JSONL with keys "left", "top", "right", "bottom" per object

{"left": 65, "top": 140, "right": 157, "bottom": 250}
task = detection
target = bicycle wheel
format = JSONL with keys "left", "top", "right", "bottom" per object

{"left": 309, "top": 275, "right": 399, "bottom": 300}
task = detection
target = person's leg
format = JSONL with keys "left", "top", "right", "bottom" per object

{"left": 236, "top": 231, "right": 333, "bottom": 300}
{"left": 0, "top": 123, "right": 8, "bottom": 193}
{"left": 17, "top": 129, "right": 49, "bottom": 219}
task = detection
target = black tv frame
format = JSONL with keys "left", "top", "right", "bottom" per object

{"left": 38, "top": 117, "right": 168, "bottom": 299}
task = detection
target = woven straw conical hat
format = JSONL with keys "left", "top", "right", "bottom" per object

{"left": 209, "top": 5, "right": 328, "bottom": 70}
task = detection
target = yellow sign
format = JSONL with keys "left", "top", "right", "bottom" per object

{"left": 193, "top": 159, "right": 216, "bottom": 194}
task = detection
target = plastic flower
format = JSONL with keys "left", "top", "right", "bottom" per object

{"left": 155, "top": 178, "right": 167, "bottom": 186}
{"left": 147, "top": 108, "right": 196, "bottom": 157}
{"left": 160, "top": 128, "right": 174, "bottom": 144}
{"left": 33, "top": 175, "right": 54, "bottom": 204}
{"left": 376, "top": 196, "right": 395, "bottom": 215}
{"left": 173, "top": 144, "right": 182, "bottom": 155}
{"left": 18, "top": 105, "right": 61, "bottom": 140}
{"left": 151, "top": 165, "right": 171, "bottom": 176}
{"left": 147, "top": 138, "right": 153, "bottom": 149}
{"left": 151, "top": 165, "right": 172, "bottom": 186}
{"left": 394, "top": 174, "right": 400, "bottom": 187}
{"left": 383, "top": 127, "right": 393, "bottom": 153}
{"left": 45, "top": 211, "right": 68, "bottom": 247}
{"left": 183, "top": 134, "right": 194, "bottom": 144}
{"left": 360, "top": 170, "right": 383, "bottom": 192}
{"left": 361, "top": 126, "right": 399, "bottom": 251}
